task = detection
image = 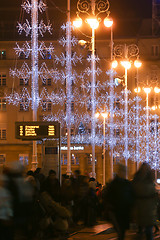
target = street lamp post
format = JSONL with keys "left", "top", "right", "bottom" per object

{"left": 73, "top": 0, "right": 111, "bottom": 178}
{"left": 143, "top": 87, "right": 151, "bottom": 163}
{"left": 31, "top": 0, "right": 39, "bottom": 171}
{"left": 95, "top": 112, "right": 108, "bottom": 185}
{"left": 134, "top": 85, "right": 141, "bottom": 169}
{"left": 134, "top": 60, "right": 142, "bottom": 169}
{"left": 123, "top": 57, "right": 130, "bottom": 170}
{"left": 90, "top": 20, "right": 96, "bottom": 178}
{"left": 104, "top": 17, "right": 114, "bottom": 179}
{"left": 134, "top": 86, "right": 160, "bottom": 170}
{"left": 66, "top": 0, "right": 72, "bottom": 176}
{"left": 112, "top": 44, "right": 141, "bottom": 178}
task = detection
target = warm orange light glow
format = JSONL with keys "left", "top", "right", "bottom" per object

{"left": 120, "top": 60, "right": 131, "bottom": 69}
{"left": 78, "top": 40, "right": 87, "bottom": 47}
{"left": 73, "top": 17, "right": 82, "bottom": 28}
{"left": 86, "top": 18, "right": 99, "bottom": 29}
{"left": 95, "top": 112, "right": 108, "bottom": 119}
{"left": 95, "top": 112, "right": 100, "bottom": 118}
{"left": 154, "top": 87, "right": 160, "bottom": 93}
{"left": 143, "top": 87, "right": 151, "bottom": 94}
{"left": 104, "top": 17, "right": 113, "bottom": 28}
{"left": 101, "top": 112, "right": 108, "bottom": 119}
{"left": 134, "top": 87, "right": 141, "bottom": 93}
{"left": 134, "top": 59, "right": 142, "bottom": 68}
{"left": 151, "top": 105, "right": 157, "bottom": 110}
{"left": 112, "top": 60, "right": 118, "bottom": 68}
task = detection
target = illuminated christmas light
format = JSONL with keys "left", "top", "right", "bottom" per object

{"left": 5, "top": 0, "right": 160, "bottom": 172}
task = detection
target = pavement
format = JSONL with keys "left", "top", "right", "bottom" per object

{"left": 68, "top": 220, "right": 160, "bottom": 240}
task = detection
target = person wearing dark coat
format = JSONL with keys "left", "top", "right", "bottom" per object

{"left": 42, "top": 170, "right": 61, "bottom": 202}
{"left": 132, "top": 162, "right": 157, "bottom": 240}
{"left": 103, "top": 163, "right": 134, "bottom": 240}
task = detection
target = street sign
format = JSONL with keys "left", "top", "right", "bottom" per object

{"left": 15, "top": 121, "right": 60, "bottom": 140}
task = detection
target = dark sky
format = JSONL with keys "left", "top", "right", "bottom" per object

{"left": 0, "top": 0, "right": 152, "bottom": 40}
{"left": 0, "top": 0, "right": 152, "bottom": 21}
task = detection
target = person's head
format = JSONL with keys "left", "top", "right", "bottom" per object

{"left": 34, "top": 168, "right": 41, "bottom": 175}
{"left": 48, "top": 169, "right": 56, "bottom": 178}
{"left": 138, "top": 162, "right": 153, "bottom": 181}
{"left": 74, "top": 169, "right": 80, "bottom": 178}
{"left": 89, "top": 177, "right": 95, "bottom": 182}
{"left": 97, "top": 183, "right": 102, "bottom": 189}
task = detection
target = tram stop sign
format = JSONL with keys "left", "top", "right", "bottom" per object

{"left": 15, "top": 121, "right": 60, "bottom": 140}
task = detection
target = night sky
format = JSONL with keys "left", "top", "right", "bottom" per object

{"left": 0, "top": 0, "right": 152, "bottom": 39}
{"left": 0, "top": 0, "right": 152, "bottom": 21}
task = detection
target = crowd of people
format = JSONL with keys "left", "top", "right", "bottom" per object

{"left": 0, "top": 161, "right": 159, "bottom": 240}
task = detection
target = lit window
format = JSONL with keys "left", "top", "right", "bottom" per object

{"left": 71, "top": 154, "right": 79, "bottom": 165}
{"left": 0, "top": 98, "right": 6, "bottom": 111}
{"left": 0, "top": 129, "right": 6, "bottom": 140}
{"left": 19, "top": 154, "right": 29, "bottom": 165}
{"left": 43, "top": 51, "right": 52, "bottom": 59}
{"left": 42, "top": 78, "right": 52, "bottom": 86}
{"left": 48, "top": 102, "right": 52, "bottom": 111}
{"left": 0, "top": 74, "right": 6, "bottom": 86}
{"left": 114, "top": 98, "right": 120, "bottom": 110}
{"left": 64, "top": 128, "right": 75, "bottom": 136}
{"left": 87, "top": 154, "right": 97, "bottom": 165}
{"left": 114, "top": 128, "right": 120, "bottom": 137}
{"left": 47, "top": 78, "right": 51, "bottom": 86}
{"left": 64, "top": 101, "right": 74, "bottom": 112}
{"left": 61, "top": 154, "right": 67, "bottom": 165}
{"left": 20, "top": 98, "right": 29, "bottom": 111}
{"left": 71, "top": 154, "right": 75, "bottom": 165}
{"left": 42, "top": 100, "right": 52, "bottom": 111}
{"left": 20, "top": 78, "right": 29, "bottom": 86}
{"left": 113, "top": 154, "right": 120, "bottom": 163}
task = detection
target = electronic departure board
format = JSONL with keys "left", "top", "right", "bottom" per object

{"left": 15, "top": 121, "right": 60, "bottom": 140}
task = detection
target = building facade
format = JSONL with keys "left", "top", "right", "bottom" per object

{"left": 1, "top": 18, "right": 160, "bottom": 183}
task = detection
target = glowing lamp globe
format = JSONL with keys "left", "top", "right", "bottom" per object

{"left": 86, "top": 18, "right": 99, "bottom": 29}
{"left": 104, "top": 17, "right": 113, "bottom": 28}
{"left": 151, "top": 106, "right": 157, "bottom": 110}
{"left": 95, "top": 113, "right": 100, "bottom": 118}
{"left": 121, "top": 60, "right": 131, "bottom": 69}
{"left": 154, "top": 87, "right": 160, "bottom": 93}
{"left": 101, "top": 112, "right": 108, "bottom": 118}
{"left": 134, "top": 87, "right": 141, "bottom": 93}
{"left": 143, "top": 87, "right": 151, "bottom": 94}
{"left": 73, "top": 17, "right": 82, "bottom": 28}
{"left": 134, "top": 59, "right": 142, "bottom": 68}
{"left": 78, "top": 40, "right": 87, "bottom": 47}
{"left": 112, "top": 60, "right": 118, "bottom": 68}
